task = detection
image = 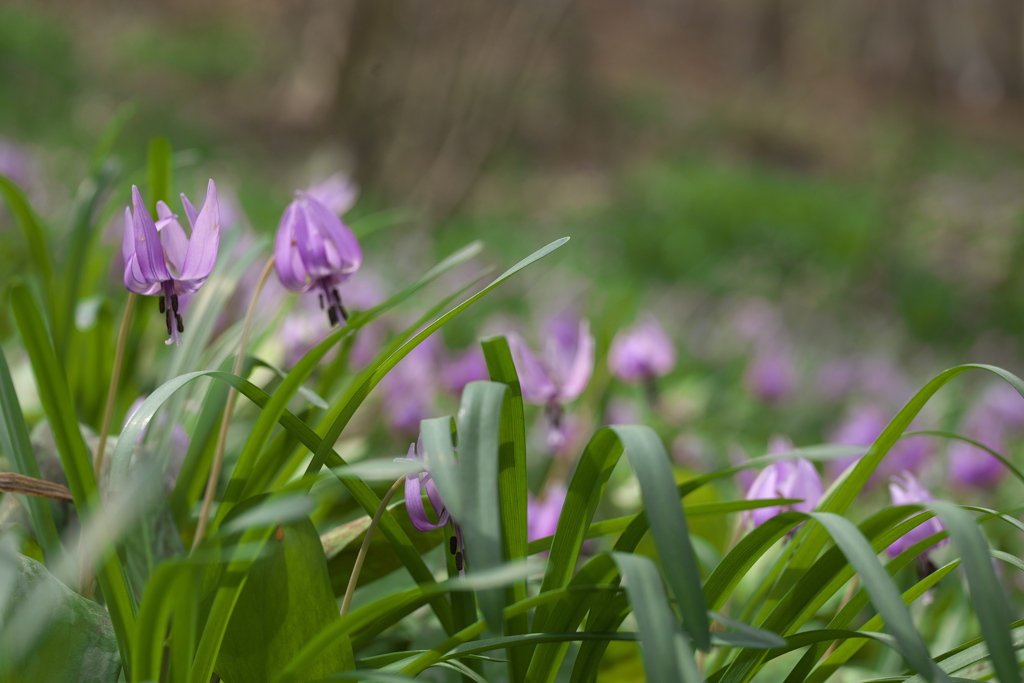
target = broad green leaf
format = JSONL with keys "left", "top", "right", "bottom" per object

{"left": 0, "top": 552, "right": 121, "bottom": 681}
{"left": 217, "top": 516, "right": 354, "bottom": 682}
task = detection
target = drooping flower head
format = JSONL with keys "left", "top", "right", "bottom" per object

{"left": 886, "top": 472, "right": 948, "bottom": 560}
{"left": 274, "top": 191, "right": 362, "bottom": 327}
{"left": 743, "top": 457, "right": 823, "bottom": 528}
{"left": 608, "top": 313, "right": 677, "bottom": 384}
{"left": 123, "top": 182, "right": 220, "bottom": 344}
{"left": 826, "top": 404, "right": 932, "bottom": 483}
{"left": 509, "top": 315, "right": 595, "bottom": 450}
{"left": 397, "top": 437, "right": 465, "bottom": 571}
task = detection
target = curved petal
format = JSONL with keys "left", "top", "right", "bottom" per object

{"left": 156, "top": 201, "right": 189, "bottom": 277}
{"left": 405, "top": 474, "right": 448, "bottom": 532}
{"left": 296, "top": 202, "right": 335, "bottom": 279}
{"left": 274, "top": 201, "right": 312, "bottom": 291}
{"left": 303, "top": 194, "right": 362, "bottom": 274}
{"left": 123, "top": 254, "right": 162, "bottom": 295}
{"left": 557, "top": 319, "right": 595, "bottom": 402}
{"left": 179, "top": 179, "right": 220, "bottom": 282}
{"left": 121, "top": 207, "right": 134, "bottom": 272}
{"left": 180, "top": 192, "right": 200, "bottom": 230}
{"left": 130, "top": 186, "right": 171, "bottom": 283}
{"left": 508, "top": 333, "right": 556, "bottom": 405}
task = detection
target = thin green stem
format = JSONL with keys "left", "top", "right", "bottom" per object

{"left": 93, "top": 292, "right": 136, "bottom": 479}
{"left": 191, "top": 256, "right": 275, "bottom": 551}
{"left": 340, "top": 475, "right": 406, "bottom": 618}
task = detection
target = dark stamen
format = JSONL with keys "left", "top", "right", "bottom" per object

{"left": 331, "top": 287, "right": 341, "bottom": 304}
{"left": 327, "top": 306, "right": 339, "bottom": 326}
{"left": 318, "top": 293, "right": 324, "bottom": 310}
{"left": 171, "top": 294, "right": 179, "bottom": 313}
{"left": 449, "top": 537, "right": 458, "bottom": 555}
{"left": 339, "top": 303, "right": 348, "bottom": 321}
{"left": 165, "top": 309, "right": 172, "bottom": 336}
{"left": 159, "top": 296, "right": 165, "bottom": 314}
{"left": 176, "top": 314, "right": 184, "bottom": 334}
{"left": 455, "top": 551, "right": 463, "bottom": 571}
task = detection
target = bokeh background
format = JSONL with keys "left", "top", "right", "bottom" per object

{"left": 5, "top": 0, "right": 1024, "bottom": 496}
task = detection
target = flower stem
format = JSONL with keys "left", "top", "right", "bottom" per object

{"left": 94, "top": 292, "right": 137, "bottom": 480}
{"left": 191, "top": 256, "right": 275, "bottom": 551}
{"left": 340, "top": 475, "right": 406, "bottom": 618}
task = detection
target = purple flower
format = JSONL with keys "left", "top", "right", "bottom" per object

{"left": 948, "top": 410, "right": 1007, "bottom": 488}
{"left": 527, "top": 486, "right": 567, "bottom": 543}
{"left": 744, "top": 343, "right": 796, "bottom": 404}
{"left": 607, "top": 314, "right": 676, "bottom": 383}
{"left": 826, "top": 404, "right": 932, "bottom": 482}
{"left": 743, "top": 457, "right": 822, "bottom": 527}
{"left": 508, "top": 316, "right": 594, "bottom": 407}
{"left": 122, "top": 182, "right": 220, "bottom": 345}
{"left": 305, "top": 173, "right": 359, "bottom": 216}
{"left": 397, "top": 438, "right": 465, "bottom": 571}
{"left": 886, "top": 472, "right": 947, "bottom": 558}
{"left": 382, "top": 336, "right": 439, "bottom": 435}
{"left": 441, "top": 346, "right": 490, "bottom": 395}
{"left": 274, "top": 191, "right": 362, "bottom": 327}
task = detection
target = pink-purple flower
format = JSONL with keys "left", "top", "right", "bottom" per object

{"left": 743, "top": 457, "right": 823, "bottom": 527}
{"left": 607, "top": 314, "right": 676, "bottom": 384}
{"left": 744, "top": 343, "right": 796, "bottom": 404}
{"left": 274, "top": 191, "right": 362, "bottom": 327}
{"left": 509, "top": 316, "right": 594, "bottom": 448}
{"left": 527, "top": 485, "right": 567, "bottom": 543}
{"left": 122, "top": 182, "right": 220, "bottom": 345}
{"left": 397, "top": 438, "right": 465, "bottom": 571}
{"left": 885, "top": 472, "right": 947, "bottom": 559}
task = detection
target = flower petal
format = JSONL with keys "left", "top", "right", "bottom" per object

{"left": 180, "top": 192, "right": 200, "bottom": 230}
{"left": 508, "top": 333, "right": 556, "bottom": 405}
{"left": 179, "top": 180, "right": 220, "bottom": 283}
{"left": 274, "top": 201, "right": 311, "bottom": 291}
{"left": 556, "top": 319, "right": 595, "bottom": 402}
{"left": 123, "top": 253, "right": 162, "bottom": 295}
{"left": 130, "top": 186, "right": 171, "bottom": 283}
{"left": 405, "top": 474, "right": 448, "bottom": 531}
{"left": 303, "top": 194, "right": 362, "bottom": 275}
{"left": 156, "top": 201, "right": 189, "bottom": 277}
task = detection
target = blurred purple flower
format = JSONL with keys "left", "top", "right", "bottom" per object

{"left": 274, "top": 191, "right": 361, "bottom": 326}
{"left": 743, "top": 457, "right": 822, "bottom": 528}
{"left": 382, "top": 336, "right": 439, "bottom": 435}
{"left": 826, "top": 404, "right": 932, "bottom": 482}
{"left": 0, "top": 138, "right": 34, "bottom": 187}
{"left": 527, "top": 485, "right": 567, "bottom": 543}
{"left": 397, "top": 437, "right": 465, "bottom": 571}
{"left": 441, "top": 346, "right": 489, "bottom": 395}
{"left": 885, "top": 472, "right": 947, "bottom": 558}
{"left": 509, "top": 316, "right": 594, "bottom": 406}
{"left": 744, "top": 344, "right": 796, "bottom": 404}
{"left": 948, "top": 410, "right": 1007, "bottom": 488}
{"left": 122, "top": 182, "right": 220, "bottom": 345}
{"left": 305, "top": 173, "right": 359, "bottom": 216}
{"left": 607, "top": 313, "right": 676, "bottom": 383}
{"left": 509, "top": 315, "right": 594, "bottom": 451}
{"left": 979, "top": 383, "right": 1024, "bottom": 431}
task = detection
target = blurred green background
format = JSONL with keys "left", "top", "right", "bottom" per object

{"left": 4, "top": 0, "right": 1024, "bottom": 456}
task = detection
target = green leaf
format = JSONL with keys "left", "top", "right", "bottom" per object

{"left": 320, "top": 501, "right": 443, "bottom": 595}
{"left": 929, "top": 501, "right": 1019, "bottom": 683}
{"left": 612, "top": 553, "right": 703, "bottom": 682}
{"left": 0, "top": 175, "right": 56, "bottom": 320}
{"left": 217, "top": 516, "right": 354, "bottom": 683}
{"left": 611, "top": 425, "right": 709, "bottom": 650}
{"left": 0, "top": 551, "right": 121, "bottom": 681}
{"left": 0, "top": 344, "right": 60, "bottom": 561}
{"left": 480, "top": 335, "right": 530, "bottom": 680}
{"left": 9, "top": 282, "right": 136, "bottom": 671}
{"left": 803, "top": 513, "right": 947, "bottom": 683}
